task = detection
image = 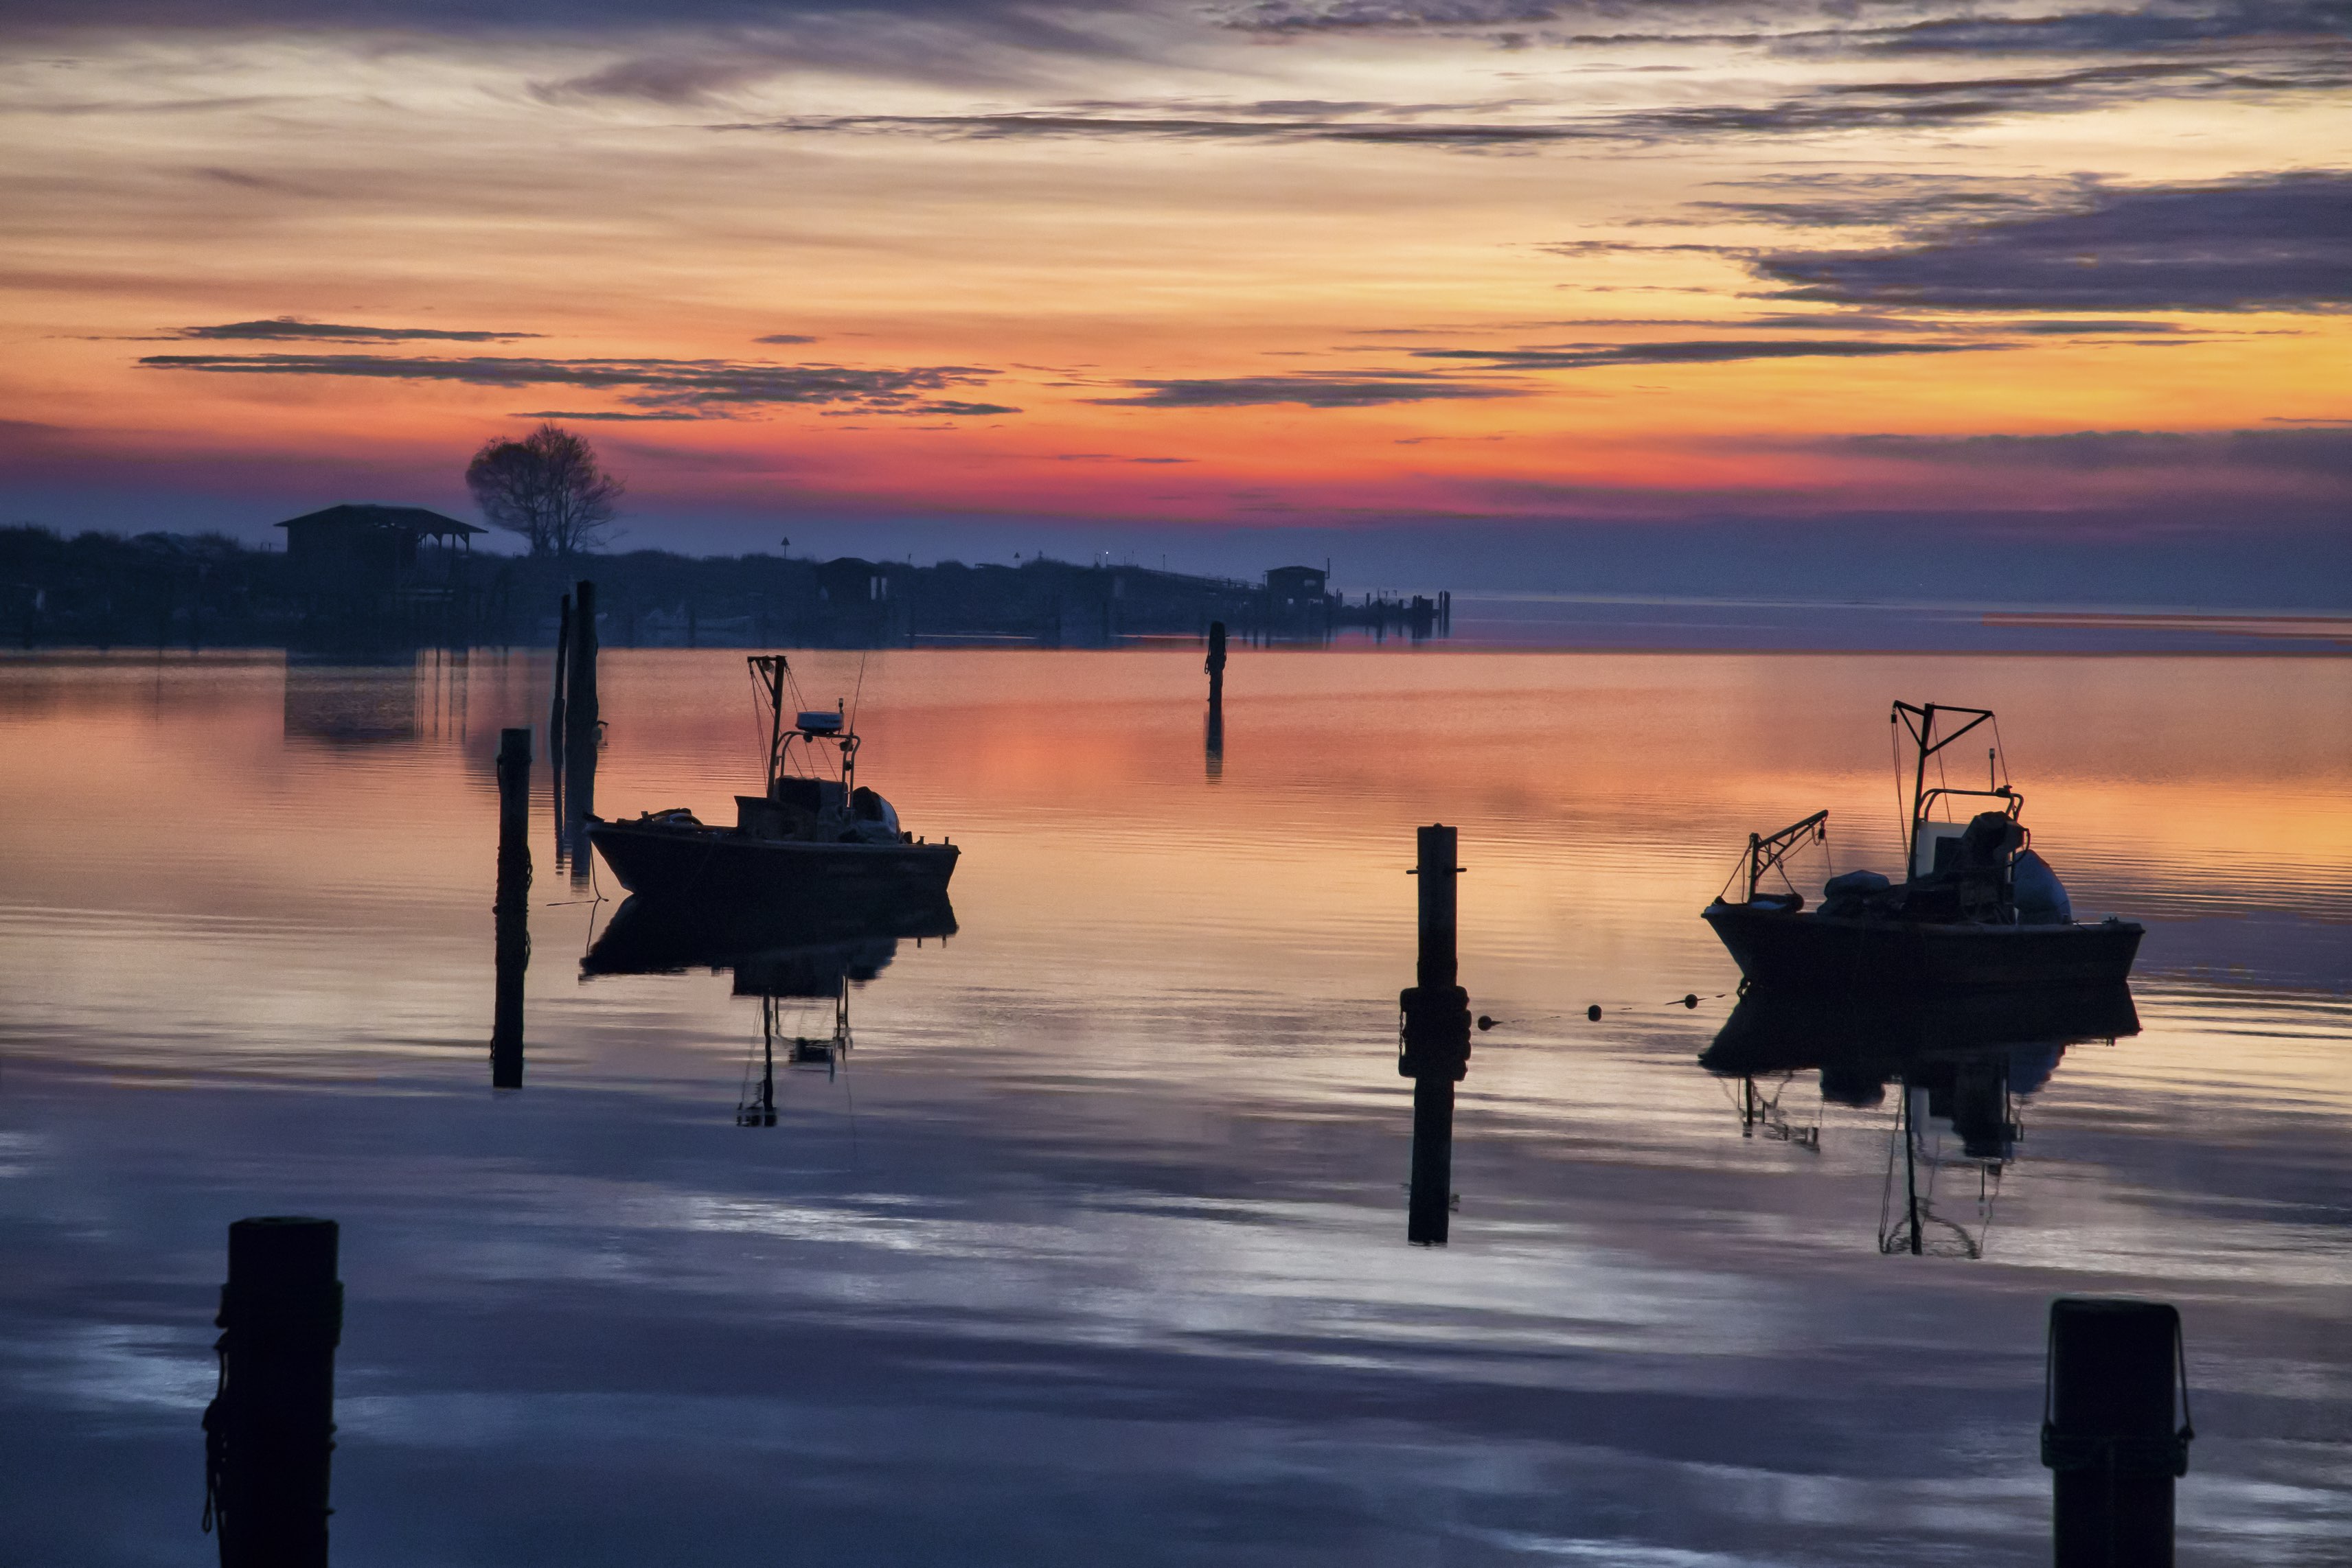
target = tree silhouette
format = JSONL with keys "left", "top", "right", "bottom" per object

{"left": 465, "top": 423, "right": 624, "bottom": 558}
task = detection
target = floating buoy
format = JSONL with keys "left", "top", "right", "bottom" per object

{"left": 1476, "top": 1015, "right": 1496, "bottom": 1031}
{"left": 1587, "top": 1004, "right": 1602, "bottom": 1022}
{"left": 1682, "top": 993, "right": 1699, "bottom": 1009}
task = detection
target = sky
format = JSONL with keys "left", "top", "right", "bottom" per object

{"left": 1, "top": 1, "right": 2348, "bottom": 597}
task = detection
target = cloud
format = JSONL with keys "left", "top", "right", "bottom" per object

{"left": 137, "top": 351, "right": 1013, "bottom": 416}
{"left": 720, "top": 106, "right": 1601, "bottom": 150}
{"left": 1838, "top": 426, "right": 2352, "bottom": 481}
{"left": 1749, "top": 172, "right": 2352, "bottom": 311}
{"left": 1412, "top": 338, "right": 2006, "bottom": 369}
{"left": 1999, "top": 319, "right": 2193, "bottom": 335}
{"left": 755, "top": 333, "right": 819, "bottom": 344}
{"left": 721, "top": 57, "right": 2341, "bottom": 154}
{"left": 1825, "top": 3, "right": 2352, "bottom": 60}
{"left": 171, "top": 317, "right": 542, "bottom": 343}
{"left": 1222, "top": 0, "right": 2352, "bottom": 64}
{"left": 1086, "top": 371, "right": 1525, "bottom": 407}
{"left": 509, "top": 408, "right": 703, "bottom": 422}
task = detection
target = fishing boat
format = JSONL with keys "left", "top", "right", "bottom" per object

{"left": 1701, "top": 701, "right": 2141, "bottom": 993}
{"left": 587, "top": 655, "right": 958, "bottom": 911}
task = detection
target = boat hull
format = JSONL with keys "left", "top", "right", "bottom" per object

{"left": 1702, "top": 901, "right": 2142, "bottom": 992}
{"left": 589, "top": 819, "right": 959, "bottom": 914}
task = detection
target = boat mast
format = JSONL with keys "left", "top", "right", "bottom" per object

{"left": 1891, "top": 701, "right": 1994, "bottom": 874}
{"left": 750, "top": 655, "right": 789, "bottom": 792}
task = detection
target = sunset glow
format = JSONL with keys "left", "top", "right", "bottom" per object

{"left": 4, "top": 3, "right": 2348, "bottom": 580}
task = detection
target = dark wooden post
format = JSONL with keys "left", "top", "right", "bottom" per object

{"left": 549, "top": 592, "right": 571, "bottom": 775}
{"left": 2043, "top": 1297, "right": 2192, "bottom": 1567}
{"left": 202, "top": 1217, "right": 341, "bottom": 1568}
{"left": 1398, "top": 825, "right": 1470, "bottom": 1245}
{"left": 549, "top": 592, "right": 571, "bottom": 857}
{"left": 562, "top": 579, "right": 599, "bottom": 874}
{"left": 492, "top": 727, "right": 531, "bottom": 1089}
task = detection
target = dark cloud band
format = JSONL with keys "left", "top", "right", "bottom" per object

{"left": 722, "top": 57, "right": 2342, "bottom": 153}
{"left": 172, "top": 318, "right": 541, "bottom": 343}
{"left": 1414, "top": 338, "right": 2006, "bottom": 369}
{"left": 1750, "top": 173, "right": 2352, "bottom": 312}
{"left": 1087, "top": 372, "right": 1524, "bottom": 407}
{"left": 137, "top": 351, "right": 1013, "bottom": 416}
{"left": 1838, "top": 426, "right": 2352, "bottom": 481}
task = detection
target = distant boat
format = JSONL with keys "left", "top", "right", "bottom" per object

{"left": 588, "top": 655, "right": 958, "bottom": 911}
{"left": 1702, "top": 701, "right": 2141, "bottom": 993}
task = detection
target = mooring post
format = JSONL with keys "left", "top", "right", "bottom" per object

{"left": 549, "top": 592, "right": 571, "bottom": 776}
{"left": 492, "top": 727, "right": 532, "bottom": 1089}
{"left": 549, "top": 592, "right": 571, "bottom": 857}
{"left": 2043, "top": 1296, "right": 2192, "bottom": 1568}
{"left": 202, "top": 1217, "right": 341, "bottom": 1568}
{"left": 562, "top": 579, "right": 599, "bottom": 873}
{"left": 1398, "top": 825, "right": 1470, "bottom": 1245}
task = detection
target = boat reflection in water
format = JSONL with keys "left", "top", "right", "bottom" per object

{"left": 1702, "top": 984, "right": 2140, "bottom": 1258}
{"left": 581, "top": 894, "right": 956, "bottom": 1123}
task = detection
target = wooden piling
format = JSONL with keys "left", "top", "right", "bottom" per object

{"left": 201, "top": 1217, "right": 341, "bottom": 1568}
{"left": 562, "top": 580, "right": 599, "bottom": 873}
{"left": 2044, "top": 1297, "right": 2192, "bottom": 1567}
{"left": 1398, "top": 825, "right": 1470, "bottom": 1245}
{"left": 492, "top": 727, "right": 531, "bottom": 1089}
{"left": 549, "top": 592, "right": 571, "bottom": 776}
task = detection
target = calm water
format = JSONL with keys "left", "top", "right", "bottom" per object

{"left": 2, "top": 647, "right": 2347, "bottom": 1565}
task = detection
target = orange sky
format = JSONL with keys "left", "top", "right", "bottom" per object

{"left": 1, "top": 3, "right": 2348, "bottom": 572}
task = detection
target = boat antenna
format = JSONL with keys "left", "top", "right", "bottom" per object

{"left": 847, "top": 651, "right": 869, "bottom": 738}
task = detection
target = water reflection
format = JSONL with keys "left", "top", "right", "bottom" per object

{"left": 582, "top": 894, "right": 956, "bottom": 1118}
{"left": 1704, "top": 985, "right": 2140, "bottom": 1257}
{"left": 5, "top": 651, "right": 2349, "bottom": 1566}
{"left": 1204, "top": 620, "right": 1226, "bottom": 781}
{"left": 281, "top": 660, "right": 420, "bottom": 746}
{"left": 490, "top": 728, "right": 532, "bottom": 1091}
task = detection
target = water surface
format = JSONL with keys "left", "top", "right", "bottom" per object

{"left": 1, "top": 648, "right": 2347, "bottom": 1564}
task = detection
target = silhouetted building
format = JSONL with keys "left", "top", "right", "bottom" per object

{"left": 1264, "top": 564, "right": 1327, "bottom": 607}
{"left": 813, "top": 556, "right": 911, "bottom": 643}
{"left": 276, "top": 505, "right": 481, "bottom": 598}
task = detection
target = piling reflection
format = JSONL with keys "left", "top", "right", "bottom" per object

{"left": 1703, "top": 985, "right": 2139, "bottom": 1257}
{"left": 1204, "top": 620, "right": 1226, "bottom": 781}
{"left": 582, "top": 894, "right": 955, "bottom": 1120}
{"left": 490, "top": 727, "right": 532, "bottom": 1089}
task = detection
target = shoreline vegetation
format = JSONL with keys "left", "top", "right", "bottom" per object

{"left": 0, "top": 524, "right": 1443, "bottom": 652}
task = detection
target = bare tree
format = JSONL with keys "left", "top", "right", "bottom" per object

{"left": 465, "top": 423, "right": 624, "bottom": 558}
